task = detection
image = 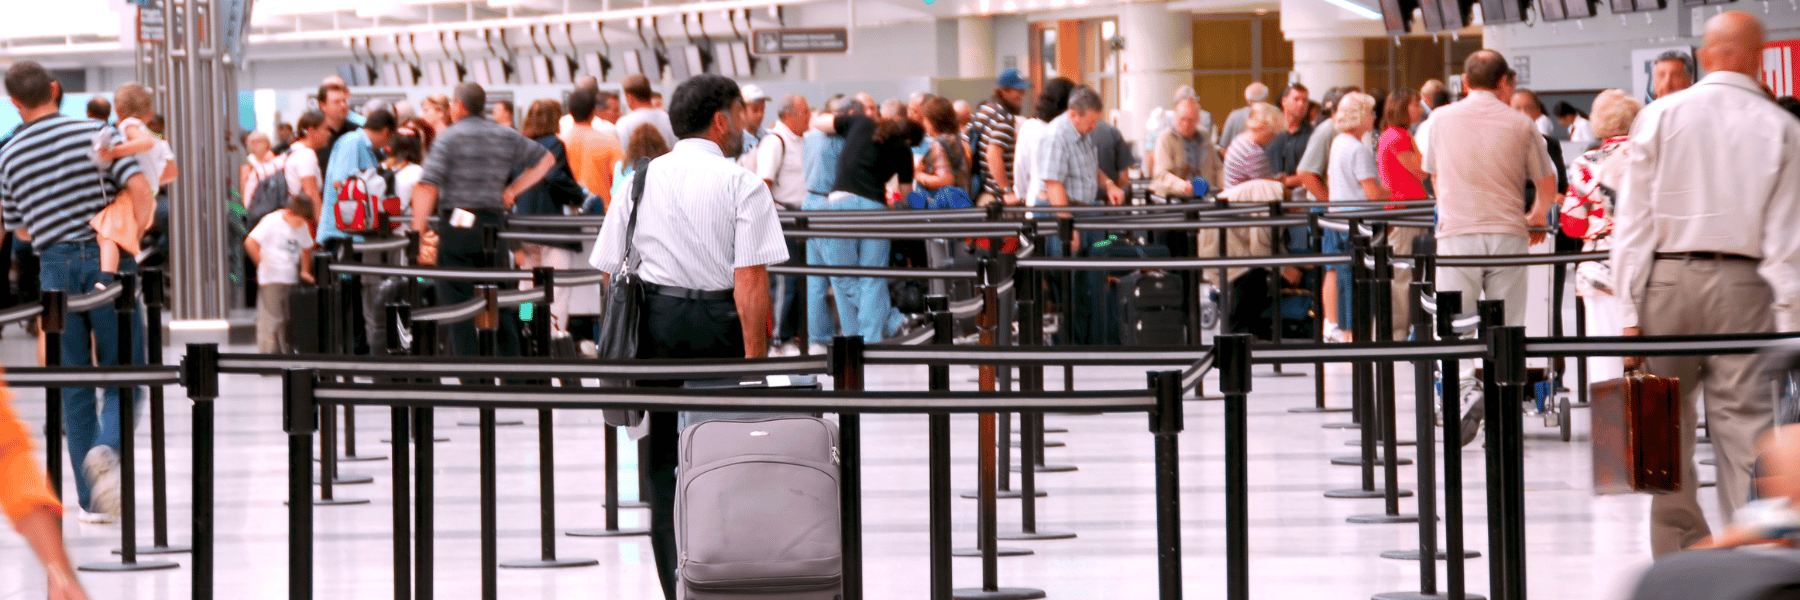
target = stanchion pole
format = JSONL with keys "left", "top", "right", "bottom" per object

{"left": 184, "top": 343, "right": 219, "bottom": 600}
{"left": 503, "top": 270, "right": 597, "bottom": 570}
{"left": 1327, "top": 240, "right": 1410, "bottom": 499}
{"left": 1149, "top": 366, "right": 1186, "bottom": 600}
{"left": 86, "top": 273, "right": 176, "bottom": 572}
{"left": 1477, "top": 299, "right": 1506, "bottom": 600}
{"left": 312, "top": 251, "right": 372, "bottom": 490}
{"left": 1311, "top": 214, "right": 1329, "bottom": 410}
{"left": 833, "top": 334, "right": 867, "bottom": 600}
{"left": 284, "top": 369, "right": 318, "bottom": 599}
{"left": 953, "top": 259, "right": 1042, "bottom": 600}
{"left": 475, "top": 285, "right": 500, "bottom": 600}
{"left": 796, "top": 216, "right": 810, "bottom": 357}
{"left": 1352, "top": 244, "right": 1419, "bottom": 524}
{"left": 384, "top": 304, "right": 413, "bottom": 600}
{"left": 336, "top": 243, "right": 381, "bottom": 463}
{"left": 411, "top": 316, "right": 438, "bottom": 600}
{"left": 1490, "top": 324, "right": 1528, "bottom": 600}
{"left": 999, "top": 296, "right": 1072, "bottom": 542}
{"left": 927, "top": 295, "right": 954, "bottom": 600}
{"left": 135, "top": 267, "right": 186, "bottom": 554}
{"left": 1438, "top": 291, "right": 1480, "bottom": 600}
{"left": 1216, "top": 333, "right": 1252, "bottom": 600}
{"left": 40, "top": 290, "right": 65, "bottom": 501}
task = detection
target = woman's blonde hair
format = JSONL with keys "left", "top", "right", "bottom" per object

{"left": 1589, "top": 89, "right": 1643, "bottom": 139}
{"left": 1244, "top": 102, "right": 1281, "bottom": 134}
{"left": 114, "top": 83, "right": 153, "bottom": 120}
{"left": 1332, "top": 92, "right": 1376, "bottom": 133}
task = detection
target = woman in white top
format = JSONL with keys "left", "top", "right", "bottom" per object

{"left": 384, "top": 125, "right": 426, "bottom": 234}
{"left": 285, "top": 111, "right": 328, "bottom": 226}
{"left": 240, "top": 131, "right": 279, "bottom": 209}
{"left": 1013, "top": 78, "right": 1075, "bottom": 206}
{"left": 1322, "top": 92, "right": 1386, "bottom": 342}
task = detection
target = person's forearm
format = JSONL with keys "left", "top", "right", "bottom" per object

{"left": 412, "top": 184, "right": 439, "bottom": 232}
{"left": 1044, "top": 181, "right": 1069, "bottom": 208}
{"left": 1531, "top": 176, "right": 1557, "bottom": 217}
{"left": 1299, "top": 172, "right": 1329, "bottom": 201}
{"left": 986, "top": 143, "right": 1010, "bottom": 189}
{"left": 506, "top": 155, "right": 556, "bottom": 201}
{"left": 108, "top": 138, "right": 154, "bottom": 158}
{"left": 245, "top": 240, "right": 262, "bottom": 265}
{"left": 734, "top": 265, "right": 770, "bottom": 358}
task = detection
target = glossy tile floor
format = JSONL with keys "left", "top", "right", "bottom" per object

{"left": 0, "top": 275, "right": 1708, "bottom": 600}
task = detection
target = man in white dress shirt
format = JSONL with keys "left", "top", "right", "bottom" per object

{"left": 587, "top": 73, "right": 789, "bottom": 598}
{"left": 1613, "top": 10, "right": 1800, "bottom": 557}
{"left": 758, "top": 94, "right": 810, "bottom": 355}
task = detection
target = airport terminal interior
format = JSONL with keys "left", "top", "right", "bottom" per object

{"left": 5, "top": 0, "right": 1800, "bottom": 598}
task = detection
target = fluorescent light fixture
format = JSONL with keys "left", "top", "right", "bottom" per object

{"left": 1319, "top": 0, "right": 1382, "bottom": 19}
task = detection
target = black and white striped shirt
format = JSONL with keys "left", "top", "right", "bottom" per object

{"left": 588, "top": 138, "right": 789, "bottom": 291}
{"left": 0, "top": 115, "right": 141, "bottom": 252}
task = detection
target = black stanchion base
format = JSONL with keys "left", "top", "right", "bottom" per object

{"left": 337, "top": 453, "right": 388, "bottom": 462}
{"left": 951, "top": 547, "right": 1033, "bottom": 557}
{"left": 1257, "top": 370, "right": 1308, "bottom": 378}
{"left": 996, "top": 530, "right": 1076, "bottom": 541}
{"left": 313, "top": 474, "right": 375, "bottom": 485}
{"left": 1323, "top": 422, "right": 1361, "bottom": 429}
{"left": 1330, "top": 456, "right": 1412, "bottom": 467}
{"left": 565, "top": 528, "right": 650, "bottom": 538}
{"left": 1380, "top": 548, "right": 1483, "bottom": 560}
{"left": 952, "top": 587, "right": 1046, "bottom": 600}
{"left": 1011, "top": 464, "right": 1077, "bottom": 473}
{"left": 499, "top": 557, "right": 601, "bottom": 569}
{"left": 1044, "top": 427, "right": 1068, "bottom": 434}
{"left": 78, "top": 560, "right": 180, "bottom": 573}
{"left": 960, "top": 489, "right": 1048, "bottom": 499}
{"left": 112, "top": 545, "right": 190, "bottom": 556}
{"left": 380, "top": 437, "right": 451, "bottom": 443}
{"left": 1009, "top": 439, "right": 1066, "bottom": 448}
{"left": 1373, "top": 591, "right": 1486, "bottom": 600}
{"left": 458, "top": 420, "right": 525, "bottom": 427}
{"left": 1347, "top": 513, "right": 1420, "bottom": 524}
{"left": 1345, "top": 439, "right": 1416, "bottom": 447}
{"left": 1290, "top": 406, "right": 1353, "bottom": 414}
{"left": 1324, "top": 488, "right": 1412, "bottom": 499}
{"left": 608, "top": 501, "right": 649, "bottom": 509}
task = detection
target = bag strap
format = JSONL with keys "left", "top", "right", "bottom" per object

{"left": 619, "top": 157, "right": 652, "bottom": 271}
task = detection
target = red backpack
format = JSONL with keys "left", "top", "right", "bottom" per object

{"left": 334, "top": 167, "right": 403, "bottom": 233}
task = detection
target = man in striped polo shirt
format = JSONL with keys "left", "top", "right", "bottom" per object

{"left": 0, "top": 61, "right": 154, "bottom": 523}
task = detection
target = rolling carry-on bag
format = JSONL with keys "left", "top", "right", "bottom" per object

{"left": 676, "top": 416, "right": 843, "bottom": 600}
{"left": 1116, "top": 272, "right": 1187, "bottom": 346}
{"left": 287, "top": 285, "right": 322, "bottom": 354}
{"left": 1591, "top": 371, "right": 1682, "bottom": 494}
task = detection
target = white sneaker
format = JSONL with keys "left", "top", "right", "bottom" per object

{"left": 83, "top": 446, "right": 121, "bottom": 519}
{"left": 806, "top": 343, "right": 828, "bottom": 356}
{"left": 773, "top": 340, "right": 800, "bottom": 357}
{"left": 76, "top": 508, "right": 116, "bottom": 525}
{"left": 1324, "top": 322, "right": 1347, "bottom": 343}
{"left": 1457, "top": 379, "right": 1484, "bottom": 447}
{"left": 578, "top": 339, "right": 598, "bottom": 359}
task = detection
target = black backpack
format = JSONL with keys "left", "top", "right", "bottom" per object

{"left": 246, "top": 155, "right": 290, "bottom": 227}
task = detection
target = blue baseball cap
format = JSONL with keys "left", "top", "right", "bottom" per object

{"left": 997, "top": 68, "right": 1029, "bottom": 91}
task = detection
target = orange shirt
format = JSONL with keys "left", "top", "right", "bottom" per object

{"left": 562, "top": 124, "right": 623, "bottom": 210}
{"left": 1, "top": 383, "right": 60, "bottom": 526}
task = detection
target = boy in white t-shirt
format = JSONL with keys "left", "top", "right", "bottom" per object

{"left": 245, "top": 197, "right": 316, "bottom": 354}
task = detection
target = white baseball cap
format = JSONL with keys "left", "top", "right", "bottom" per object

{"left": 741, "top": 84, "right": 771, "bottom": 103}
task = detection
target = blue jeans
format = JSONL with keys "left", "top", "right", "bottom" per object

{"left": 1322, "top": 229, "right": 1352, "bottom": 326}
{"left": 820, "top": 193, "right": 903, "bottom": 342}
{"left": 40, "top": 242, "right": 146, "bottom": 511}
{"left": 769, "top": 236, "right": 805, "bottom": 343}
{"left": 802, "top": 194, "right": 837, "bottom": 345}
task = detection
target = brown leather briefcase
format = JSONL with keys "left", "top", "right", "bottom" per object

{"left": 1591, "top": 372, "right": 1682, "bottom": 495}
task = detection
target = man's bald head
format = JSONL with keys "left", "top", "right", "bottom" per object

{"left": 1700, "top": 11, "right": 1765, "bottom": 77}
{"left": 1464, "top": 50, "right": 1511, "bottom": 92}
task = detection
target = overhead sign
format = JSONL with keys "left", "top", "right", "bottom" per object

{"left": 750, "top": 28, "right": 849, "bottom": 55}
{"left": 138, "top": 3, "right": 166, "bottom": 44}
{"left": 1765, "top": 39, "right": 1800, "bottom": 99}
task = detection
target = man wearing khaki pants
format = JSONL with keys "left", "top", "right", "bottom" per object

{"left": 1613, "top": 11, "right": 1800, "bottom": 556}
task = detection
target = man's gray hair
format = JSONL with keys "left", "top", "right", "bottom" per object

{"left": 829, "top": 95, "right": 860, "bottom": 116}
{"left": 1069, "top": 86, "right": 1103, "bottom": 113}
{"left": 1172, "top": 85, "right": 1197, "bottom": 105}
{"left": 1245, "top": 82, "right": 1269, "bottom": 103}
{"left": 777, "top": 94, "right": 808, "bottom": 117}
{"left": 1656, "top": 51, "right": 1694, "bottom": 78}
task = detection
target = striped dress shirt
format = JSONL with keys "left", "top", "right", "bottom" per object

{"left": 0, "top": 115, "right": 141, "bottom": 252}
{"left": 589, "top": 138, "right": 789, "bottom": 291}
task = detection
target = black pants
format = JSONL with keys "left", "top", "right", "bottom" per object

{"left": 432, "top": 212, "right": 520, "bottom": 357}
{"left": 638, "top": 292, "right": 743, "bottom": 600}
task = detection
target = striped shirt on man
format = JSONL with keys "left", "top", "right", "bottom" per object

{"left": 0, "top": 115, "right": 141, "bottom": 252}
{"left": 973, "top": 100, "right": 1018, "bottom": 198}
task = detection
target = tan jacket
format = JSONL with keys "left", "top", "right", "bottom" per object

{"left": 1151, "top": 129, "right": 1223, "bottom": 197}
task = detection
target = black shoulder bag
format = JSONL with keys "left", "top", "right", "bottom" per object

{"left": 599, "top": 158, "right": 652, "bottom": 428}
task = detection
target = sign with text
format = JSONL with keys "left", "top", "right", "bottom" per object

{"left": 1765, "top": 39, "right": 1800, "bottom": 98}
{"left": 750, "top": 28, "right": 849, "bottom": 55}
{"left": 137, "top": 3, "right": 166, "bottom": 44}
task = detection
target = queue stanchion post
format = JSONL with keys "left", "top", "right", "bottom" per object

{"left": 952, "top": 258, "right": 1043, "bottom": 600}
{"left": 1149, "top": 368, "right": 1186, "bottom": 600}
{"left": 1217, "top": 333, "right": 1252, "bottom": 600}
{"left": 927, "top": 295, "right": 954, "bottom": 600}
{"left": 475, "top": 285, "right": 501, "bottom": 600}
{"left": 86, "top": 273, "right": 177, "bottom": 572}
{"left": 284, "top": 369, "right": 318, "bottom": 599}
{"left": 1327, "top": 240, "right": 1410, "bottom": 499}
{"left": 384, "top": 304, "right": 414, "bottom": 600}
{"left": 1437, "top": 291, "right": 1482, "bottom": 599}
{"left": 1059, "top": 216, "right": 1075, "bottom": 391}
{"left": 312, "top": 251, "right": 372, "bottom": 489}
{"left": 1489, "top": 324, "right": 1528, "bottom": 600}
{"left": 134, "top": 267, "right": 187, "bottom": 554}
{"left": 502, "top": 273, "right": 599, "bottom": 571}
{"left": 40, "top": 290, "right": 65, "bottom": 501}
{"left": 184, "top": 343, "right": 219, "bottom": 600}
{"left": 337, "top": 243, "right": 384, "bottom": 463}
{"left": 795, "top": 215, "right": 810, "bottom": 357}
{"left": 1349, "top": 244, "right": 1419, "bottom": 524}
{"left": 411, "top": 316, "right": 438, "bottom": 599}
{"left": 459, "top": 225, "right": 523, "bottom": 427}
{"left": 832, "top": 334, "right": 867, "bottom": 600}
{"left": 998, "top": 296, "right": 1073, "bottom": 542}
{"left": 566, "top": 417, "right": 651, "bottom": 535}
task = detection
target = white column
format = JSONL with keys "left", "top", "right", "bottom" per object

{"left": 1279, "top": 0, "right": 1386, "bottom": 91}
{"left": 1119, "top": 1, "right": 1190, "bottom": 145}
{"left": 959, "top": 16, "right": 996, "bottom": 80}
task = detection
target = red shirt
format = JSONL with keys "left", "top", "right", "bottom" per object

{"left": 1377, "top": 127, "right": 1427, "bottom": 201}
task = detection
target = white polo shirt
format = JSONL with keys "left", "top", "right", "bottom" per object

{"left": 755, "top": 122, "right": 807, "bottom": 210}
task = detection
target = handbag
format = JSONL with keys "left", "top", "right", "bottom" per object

{"left": 599, "top": 158, "right": 653, "bottom": 429}
{"left": 1591, "top": 370, "right": 1682, "bottom": 495}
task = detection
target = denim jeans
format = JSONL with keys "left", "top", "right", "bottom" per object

{"left": 821, "top": 193, "right": 903, "bottom": 342}
{"left": 802, "top": 194, "right": 837, "bottom": 345}
{"left": 40, "top": 241, "right": 146, "bottom": 511}
{"left": 769, "top": 236, "right": 805, "bottom": 343}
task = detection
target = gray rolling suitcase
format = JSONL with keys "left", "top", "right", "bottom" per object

{"left": 676, "top": 416, "right": 843, "bottom": 600}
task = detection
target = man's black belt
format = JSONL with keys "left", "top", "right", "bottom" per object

{"left": 1654, "top": 251, "right": 1758, "bottom": 262}
{"left": 643, "top": 282, "right": 734, "bottom": 301}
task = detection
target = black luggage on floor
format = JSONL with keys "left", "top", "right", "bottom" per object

{"left": 288, "top": 285, "right": 322, "bottom": 354}
{"left": 1116, "top": 272, "right": 1187, "bottom": 346}
{"left": 1226, "top": 268, "right": 1317, "bottom": 342}
{"left": 1073, "top": 237, "right": 1171, "bottom": 346}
